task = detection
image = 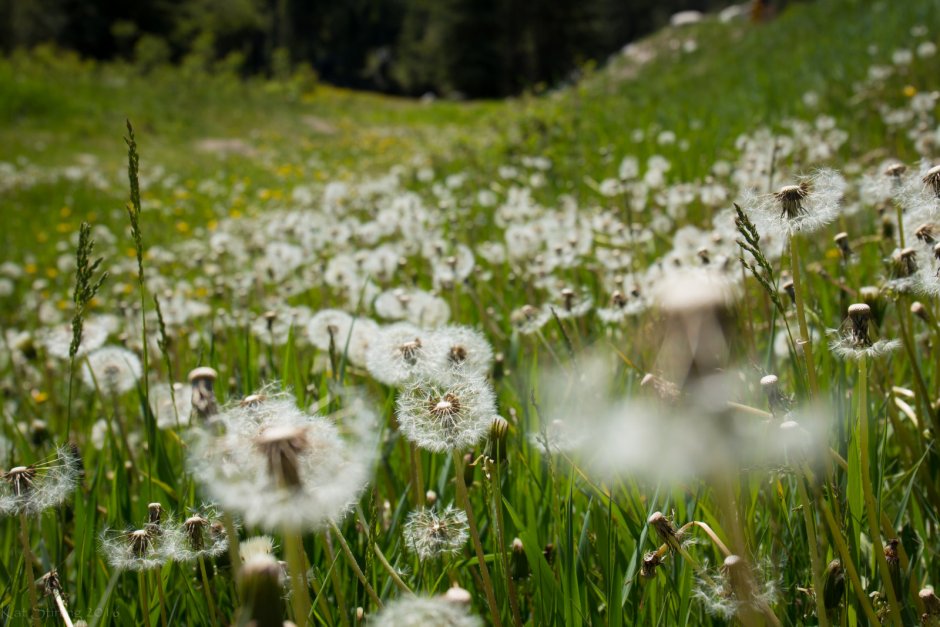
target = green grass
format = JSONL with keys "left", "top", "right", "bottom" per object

{"left": 1, "top": 0, "right": 940, "bottom": 624}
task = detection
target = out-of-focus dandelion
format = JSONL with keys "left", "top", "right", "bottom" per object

{"left": 0, "top": 447, "right": 81, "bottom": 516}
{"left": 370, "top": 594, "right": 483, "bottom": 627}
{"left": 81, "top": 345, "right": 142, "bottom": 394}
{"left": 188, "top": 366, "right": 219, "bottom": 421}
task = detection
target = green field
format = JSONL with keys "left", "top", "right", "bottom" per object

{"left": 2, "top": 0, "right": 940, "bottom": 624}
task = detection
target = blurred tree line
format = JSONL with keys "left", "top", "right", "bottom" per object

{"left": 0, "top": 0, "right": 732, "bottom": 97}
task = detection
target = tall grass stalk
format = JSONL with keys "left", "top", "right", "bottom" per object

{"left": 19, "top": 513, "right": 40, "bottom": 627}
{"left": 283, "top": 530, "right": 312, "bottom": 624}
{"left": 789, "top": 235, "right": 819, "bottom": 397}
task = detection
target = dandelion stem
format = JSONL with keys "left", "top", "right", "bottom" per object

{"left": 223, "top": 513, "right": 241, "bottom": 588}
{"left": 198, "top": 557, "right": 219, "bottom": 626}
{"left": 804, "top": 463, "right": 881, "bottom": 625}
{"left": 283, "top": 530, "right": 312, "bottom": 625}
{"left": 372, "top": 541, "right": 412, "bottom": 596}
{"left": 322, "top": 532, "right": 351, "bottom": 627}
{"left": 789, "top": 235, "right": 819, "bottom": 397}
{"left": 454, "top": 451, "right": 503, "bottom": 627}
{"left": 52, "top": 586, "right": 75, "bottom": 627}
{"left": 857, "top": 354, "right": 903, "bottom": 625}
{"left": 19, "top": 513, "right": 40, "bottom": 627}
{"left": 154, "top": 569, "right": 167, "bottom": 627}
{"left": 138, "top": 570, "right": 153, "bottom": 627}
{"left": 327, "top": 521, "right": 385, "bottom": 607}
{"left": 489, "top": 461, "right": 524, "bottom": 627}
{"left": 794, "top": 475, "right": 829, "bottom": 627}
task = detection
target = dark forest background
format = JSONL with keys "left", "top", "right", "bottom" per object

{"left": 0, "top": 0, "right": 740, "bottom": 98}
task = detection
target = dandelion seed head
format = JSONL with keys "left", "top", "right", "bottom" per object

{"left": 366, "top": 323, "right": 434, "bottom": 385}
{"left": 81, "top": 346, "right": 142, "bottom": 394}
{"left": 0, "top": 447, "right": 81, "bottom": 516}
{"left": 190, "top": 390, "right": 373, "bottom": 532}
{"left": 403, "top": 505, "right": 469, "bottom": 560}
{"left": 370, "top": 595, "right": 482, "bottom": 627}
{"left": 396, "top": 374, "right": 496, "bottom": 453}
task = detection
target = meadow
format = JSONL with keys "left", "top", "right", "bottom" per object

{"left": 1, "top": 0, "right": 940, "bottom": 624}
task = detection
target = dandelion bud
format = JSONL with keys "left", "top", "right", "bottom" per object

{"left": 128, "top": 529, "right": 152, "bottom": 557}
{"left": 254, "top": 424, "right": 308, "bottom": 490}
{"left": 188, "top": 366, "right": 218, "bottom": 420}
{"left": 884, "top": 538, "right": 902, "bottom": 604}
{"left": 833, "top": 232, "right": 852, "bottom": 258}
{"left": 847, "top": 303, "right": 872, "bottom": 345}
{"left": 781, "top": 278, "right": 795, "bottom": 304}
{"left": 640, "top": 551, "right": 663, "bottom": 578}
{"left": 893, "top": 247, "right": 918, "bottom": 277}
{"left": 30, "top": 419, "right": 49, "bottom": 446}
{"left": 147, "top": 502, "right": 163, "bottom": 529}
{"left": 238, "top": 554, "right": 286, "bottom": 627}
{"left": 885, "top": 162, "right": 907, "bottom": 180}
{"left": 822, "top": 559, "right": 845, "bottom": 616}
{"left": 920, "top": 588, "right": 940, "bottom": 616}
{"left": 185, "top": 515, "right": 209, "bottom": 552}
{"left": 923, "top": 164, "right": 940, "bottom": 198}
{"left": 487, "top": 416, "right": 509, "bottom": 462}
{"left": 911, "top": 301, "right": 931, "bottom": 323}
{"left": 493, "top": 352, "right": 505, "bottom": 380}
{"left": 543, "top": 543, "right": 555, "bottom": 566}
{"left": 881, "top": 215, "right": 895, "bottom": 241}
{"left": 444, "top": 584, "right": 472, "bottom": 605}
{"left": 462, "top": 453, "right": 475, "bottom": 488}
{"left": 648, "top": 512, "right": 680, "bottom": 549}
{"left": 760, "top": 374, "right": 788, "bottom": 416}
{"left": 510, "top": 538, "right": 530, "bottom": 581}
{"left": 916, "top": 224, "right": 937, "bottom": 245}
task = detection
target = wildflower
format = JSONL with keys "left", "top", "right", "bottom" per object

{"left": 0, "top": 447, "right": 81, "bottom": 516}
{"left": 370, "top": 595, "right": 482, "bottom": 627}
{"left": 744, "top": 169, "right": 845, "bottom": 235}
{"left": 829, "top": 303, "right": 900, "bottom": 360}
{"left": 366, "top": 323, "right": 434, "bottom": 386}
{"left": 760, "top": 374, "right": 790, "bottom": 417}
{"left": 396, "top": 374, "right": 497, "bottom": 453}
{"left": 403, "top": 505, "right": 469, "bottom": 560}
{"left": 81, "top": 345, "right": 142, "bottom": 394}
{"left": 189, "top": 391, "right": 372, "bottom": 531}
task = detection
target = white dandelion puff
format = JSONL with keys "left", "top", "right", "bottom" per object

{"left": 744, "top": 169, "right": 845, "bottom": 235}
{"left": 189, "top": 390, "right": 373, "bottom": 532}
{"left": 370, "top": 595, "right": 483, "bottom": 627}
{"left": 396, "top": 374, "right": 497, "bottom": 453}
{"left": 426, "top": 326, "right": 494, "bottom": 378}
{"left": 0, "top": 447, "right": 81, "bottom": 517}
{"left": 81, "top": 345, "right": 142, "bottom": 394}
{"left": 366, "top": 323, "right": 435, "bottom": 386}
{"left": 403, "top": 505, "right": 469, "bottom": 560}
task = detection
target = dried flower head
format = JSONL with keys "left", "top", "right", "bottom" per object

{"left": 427, "top": 326, "right": 494, "bottom": 378}
{"left": 745, "top": 169, "right": 845, "bottom": 235}
{"left": 188, "top": 366, "right": 219, "bottom": 420}
{"left": 403, "top": 505, "right": 469, "bottom": 560}
{"left": 99, "top": 523, "right": 181, "bottom": 571}
{"left": 396, "top": 374, "right": 497, "bottom": 453}
{"left": 0, "top": 447, "right": 81, "bottom": 516}
{"left": 178, "top": 511, "right": 228, "bottom": 561}
{"left": 829, "top": 303, "right": 900, "bottom": 360}
{"left": 692, "top": 555, "right": 779, "bottom": 621}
